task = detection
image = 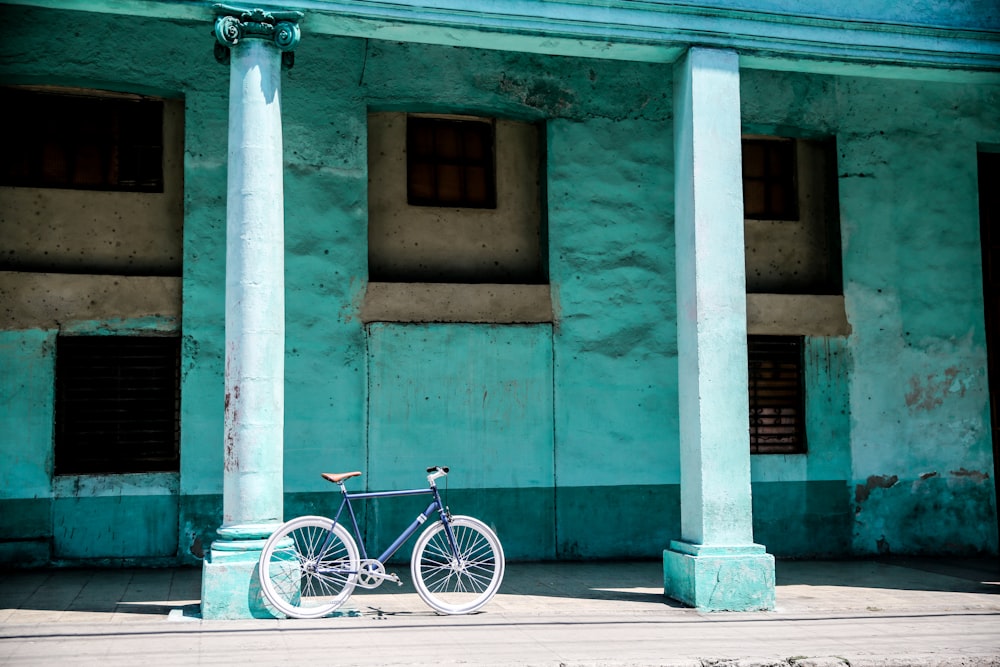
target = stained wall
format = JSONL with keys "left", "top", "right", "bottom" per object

{"left": 0, "top": 5, "right": 997, "bottom": 565}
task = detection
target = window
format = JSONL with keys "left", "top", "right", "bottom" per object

{"left": 407, "top": 116, "right": 496, "bottom": 209}
{"left": 748, "top": 335, "right": 806, "bottom": 454}
{"left": 742, "top": 138, "right": 797, "bottom": 220}
{"left": 1, "top": 87, "right": 164, "bottom": 193}
{"left": 55, "top": 336, "right": 180, "bottom": 475}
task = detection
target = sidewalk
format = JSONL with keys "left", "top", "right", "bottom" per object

{"left": 1, "top": 557, "right": 998, "bottom": 666}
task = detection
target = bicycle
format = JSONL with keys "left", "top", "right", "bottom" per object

{"left": 258, "top": 466, "right": 505, "bottom": 618}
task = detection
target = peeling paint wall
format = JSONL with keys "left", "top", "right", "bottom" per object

{"left": 742, "top": 69, "right": 1000, "bottom": 555}
{"left": 838, "top": 78, "right": 998, "bottom": 554}
{"left": 0, "top": 5, "right": 997, "bottom": 566}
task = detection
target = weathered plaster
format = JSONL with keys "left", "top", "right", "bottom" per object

{"left": 0, "top": 330, "right": 56, "bottom": 501}
{"left": 547, "top": 115, "right": 677, "bottom": 491}
{"left": 366, "top": 323, "right": 554, "bottom": 490}
{"left": 52, "top": 473, "right": 179, "bottom": 559}
{"left": 0, "top": 5, "right": 997, "bottom": 566}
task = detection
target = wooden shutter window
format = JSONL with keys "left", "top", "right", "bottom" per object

{"left": 742, "top": 138, "right": 798, "bottom": 221}
{"left": 55, "top": 336, "right": 180, "bottom": 475}
{"left": 407, "top": 116, "right": 496, "bottom": 209}
{"left": 1, "top": 87, "right": 164, "bottom": 193}
{"left": 749, "top": 335, "right": 806, "bottom": 454}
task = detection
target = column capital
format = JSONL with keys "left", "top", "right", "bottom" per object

{"left": 213, "top": 4, "right": 303, "bottom": 69}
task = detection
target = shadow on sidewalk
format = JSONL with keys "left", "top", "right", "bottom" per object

{"left": 773, "top": 557, "right": 1000, "bottom": 594}
{"left": 3, "top": 557, "right": 999, "bottom": 620}
{"left": 0, "top": 566, "right": 202, "bottom": 618}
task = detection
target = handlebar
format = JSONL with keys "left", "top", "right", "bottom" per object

{"left": 426, "top": 466, "right": 450, "bottom": 485}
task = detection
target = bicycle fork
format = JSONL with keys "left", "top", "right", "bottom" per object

{"left": 430, "top": 483, "right": 465, "bottom": 564}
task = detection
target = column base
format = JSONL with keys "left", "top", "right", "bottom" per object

{"left": 664, "top": 540, "right": 775, "bottom": 611}
{"left": 200, "top": 536, "right": 275, "bottom": 620}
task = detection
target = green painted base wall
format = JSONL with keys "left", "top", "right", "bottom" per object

{"left": 53, "top": 495, "right": 178, "bottom": 559}
{"left": 0, "top": 476, "right": 993, "bottom": 565}
{"left": 752, "top": 481, "right": 852, "bottom": 557}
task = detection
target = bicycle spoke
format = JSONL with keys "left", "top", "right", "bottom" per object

{"left": 259, "top": 517, "right": 359, "bottom": 618}
{"left": 412, "top": 516, "right": 505, "bottom": 614}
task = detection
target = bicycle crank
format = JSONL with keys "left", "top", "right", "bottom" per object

{"left": 356, "top": 559, "right": 402, "bottom": 589}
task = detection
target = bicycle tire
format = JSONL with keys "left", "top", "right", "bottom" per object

{"left": 410, "top": 515, "right": 505, "bottom": 614}
{"left": 258, "top": 515, "right": 360, "bottom": 619}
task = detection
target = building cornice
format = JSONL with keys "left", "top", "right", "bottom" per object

{"left": 4, "top": 0, "right": 999, "bottom": 80}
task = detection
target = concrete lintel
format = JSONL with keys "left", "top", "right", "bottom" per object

{"left": 747, "top": 293, "right": 851, "bottom": 336}
{"left": 361, "top": 282, "right": 553, "bottom": 324}
{"left": 0, "top": 271, "right": 180, "bottom": 331}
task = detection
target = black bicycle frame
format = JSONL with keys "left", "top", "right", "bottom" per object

{"left": 323, "top": 482, "right": 460, "bottom": 569}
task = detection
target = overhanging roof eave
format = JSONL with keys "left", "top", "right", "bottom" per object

{"left": 4, "top": 0, "right": 999, "bottom": 80}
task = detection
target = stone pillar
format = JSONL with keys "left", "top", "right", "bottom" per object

{"left": 201, "top": 5, "right": 301, "bottom": 620}
{"left": 664, "top": 47, "right": 775, "bottom": 611}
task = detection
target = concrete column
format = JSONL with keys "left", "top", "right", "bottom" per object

{"left": 201, "top": 6, "right": 301, "bottom": 620}
{"left": 664, "top": 47, "right": 775, "bottom": 611}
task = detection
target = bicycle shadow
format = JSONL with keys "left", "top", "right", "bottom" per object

{"left": 347, "top": 558, "right": 687, "bottom": 616}
{"left": 498, "top": 560, "right": 686, "bottom": 606}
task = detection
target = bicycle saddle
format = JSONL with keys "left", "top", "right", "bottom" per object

{"left": 321, "top": 471, "right": 362, "bottom": 484}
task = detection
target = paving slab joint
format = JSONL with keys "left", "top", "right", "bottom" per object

{"left": 699, "top": 659, "right": 791, "bottom": 666}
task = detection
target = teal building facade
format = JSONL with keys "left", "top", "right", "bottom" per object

{"left": 1, "top": 0, "right": 998, "bottom": 614}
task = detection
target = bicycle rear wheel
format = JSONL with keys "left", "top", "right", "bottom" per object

{"left": 259, "top": 516, "right": 360, "bottom": 619}
{"left": 410, "top": 515, "right": 505, "bottom": 614}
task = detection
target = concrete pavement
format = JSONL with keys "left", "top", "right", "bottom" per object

{"left": 1, "top": 557, "right": 999, "bottom": 666}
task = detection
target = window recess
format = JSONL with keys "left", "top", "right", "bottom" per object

{"left": 367, "top": 112, "right": 546, "bottom": 290}
{"left": 742, "top": 135, "right": 843, "bottom": 303}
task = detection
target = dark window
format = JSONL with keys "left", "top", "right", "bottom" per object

{"left": 407, "top": 116, "right": 496, "bottom": 208}
{"left": 749, "top": 335, "right": 806, "bottom": 454}
{"left": 1, "top": 87, "right": 164, "bottom": 193}
{"left": 55, "top": 336, "right": 180, "bottom": 475}
{"left": 742, "top": 138, "right": 797, "bottom": 220}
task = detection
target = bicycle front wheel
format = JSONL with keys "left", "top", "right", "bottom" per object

{"left": 410, "top": 515, "right": 505, "bottom": 614}
{"left": 259, "top": 516, "right": 360, "bottom": 619}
